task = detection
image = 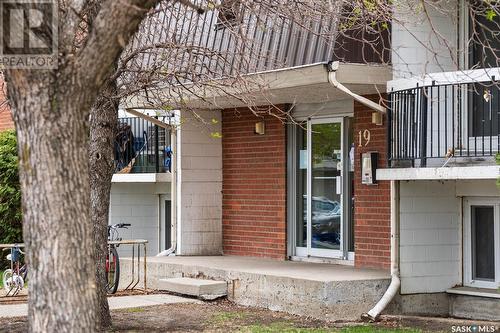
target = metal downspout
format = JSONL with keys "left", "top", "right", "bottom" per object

{"left": 326, "top": 61, "right": 396, "bottom": 320}
{"left": 157, "top": 127, "right": 178, "bottom": 256}
{"left": 326, "top": 61, "right": 386, "bottom": 114}
{"left": 363, "top": 180, "right": 401, "bottom": 321}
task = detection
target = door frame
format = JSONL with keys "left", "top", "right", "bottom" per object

{"left": 463, "top": 197, "right": 500, "bottom": 289}
{"left": 294, "top": 116, "right": 346, "bottom": 259}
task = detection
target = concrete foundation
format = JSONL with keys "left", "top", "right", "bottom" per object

{"left": 389, "top": 293, "right": 450, "bottom": 317}
{"left": 120, "top": 255, "right": 390, "bottom": 321}
{"left": 449, "top": 294, "right": 500, "bottom": 321}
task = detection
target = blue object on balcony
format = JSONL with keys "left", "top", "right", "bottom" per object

{"left": 164, "top": 146, "right": 172, "bottom": 172}
{"left": 134, "top": 137, "right": 145, "bottom": 152}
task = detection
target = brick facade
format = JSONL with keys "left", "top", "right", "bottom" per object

{"left": 222, "top": 107, "right": 287, "bottom": 259}
{"left": 353, "top": 95, "right": 391, "bottom": 270}
{"left": 0, "top": 78, "right": 13, "bottom": 131}
{"left": 221, "top": 99, "right": 391, "bottom": 267}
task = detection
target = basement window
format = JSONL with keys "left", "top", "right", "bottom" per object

{"left": 464, "top": 198, "right": 500, "bottom": 289}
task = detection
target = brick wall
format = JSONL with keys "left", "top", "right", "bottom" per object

{"left": 222, "top": 107, "right": 287, "bottom": 259}
{"left": 0, "top": 78, "right": 13, "bottom": 131}
{"left": 353, "top": 96, "right": 391, "bottom": 270}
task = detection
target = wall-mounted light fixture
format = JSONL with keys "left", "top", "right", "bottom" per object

{"left": 255, "top": 121, "right": 265, "bottom": 135}
{"left": 372, "top": 112, "right": 383, "bottom": 126}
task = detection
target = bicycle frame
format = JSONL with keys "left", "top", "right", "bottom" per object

{"left": 2, "top": 246, "right": 27, "bottom": 297}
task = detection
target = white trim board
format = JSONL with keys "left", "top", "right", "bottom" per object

{"left": 377, "top": 166, "right": 500, "bottom": 181}
{"left": 112, "top": 173, "right": 172, "bottom": 183}
{"left": 447, "top": 287, "right": 500, "bottom": 299}
{"left": 388, "top": 67, "right": 500, "bottom": 92}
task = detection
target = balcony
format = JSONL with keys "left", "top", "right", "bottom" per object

{"left": 114, "top": 116, "right": 171, "bottom": 174}
{"left": 387, "top": 69, "right": 500, "bottom": 169}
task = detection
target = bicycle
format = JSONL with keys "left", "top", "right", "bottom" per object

{"left": 106, "top": 223, "right": 131, "bottom": 294}
{"left": 2, "top": 246, "right": 27, "bottom": 296}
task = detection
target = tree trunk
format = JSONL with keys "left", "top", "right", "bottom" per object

{"left": 3, "top": 1, "right": 163, "bottom": 331}
{"left": 89, "top": 81, "right": 118, "bottom": 329}
{"left": 6, "top": 71, "right": 98, "bottom": 332}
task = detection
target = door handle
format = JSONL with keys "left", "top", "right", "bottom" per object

{"left": 336, "top": 176, "right": 342, "bottom": 194}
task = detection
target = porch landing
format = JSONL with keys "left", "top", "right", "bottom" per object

{"left": 120, "top": 256, "right": 391, "bottom": 321}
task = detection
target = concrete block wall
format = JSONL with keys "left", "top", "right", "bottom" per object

{"left": 392, "top": 1, "right": 458, "bottom": 78}
{"left": 178, "top": 110, "right": 223, "bottom": 255}
{"left": 222, "top": 106, "right": 287, "bottom": 259}
{"left": 109, "top": 183, "right": 170, "bottom": 256}
{"left": 353, "top": 96, "right": 391, "bottom": 270}
{"left": 399, "top": 180, "right": 461, "bottom": 294}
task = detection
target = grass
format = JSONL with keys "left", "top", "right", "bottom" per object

{"left": 239, "top": 324, "right": 423, "bottom": 333}
{"left": 210, "top": 311, "right": 247, "bottom": 324}
{"left": 123, "top": 307, "right": 146, "bottom": 313}
{"left": 208, "top": 312, "right": 425, "bottom": 333}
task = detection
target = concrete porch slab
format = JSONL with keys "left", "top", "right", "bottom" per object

{"left": 119, "top": 255, "right": 391, "bottom": 321}
{"left": 140, "top": 255, "right": 388, "bottom": 282}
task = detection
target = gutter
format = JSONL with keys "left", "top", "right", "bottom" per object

{"left": 362, "top": 180, "right": 401, "bottom": 321}
{"left": 327, "top": 61, "right": 386, "bottom": 114}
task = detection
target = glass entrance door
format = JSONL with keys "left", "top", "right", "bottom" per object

{"left": 296, "top": 118, "right": 345, "bottom": 258}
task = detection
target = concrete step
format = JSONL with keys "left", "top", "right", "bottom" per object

{"left": 158, "top": 277, "right": 227, "bottom": 300}
{"left": 448, "top": 290, "right": 500, "bottom": 321}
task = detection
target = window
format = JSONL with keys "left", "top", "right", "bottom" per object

{"left": 216, "top": 0, "right": 242, "bottom": 28}
{"left": 464, "top": 198, "right": 500, "bottom": 289}
{"left": 468, "top": 5, "right": 500, "bottom": 137}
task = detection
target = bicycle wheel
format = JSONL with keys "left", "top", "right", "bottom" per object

{"left": 106, "top": 246, "right": 120, "bottom": 294}
{"left": 20, "top": 265, "right": 28, "bottom": 286}
{"left": 2, "top": 269, "right": 13, "bottom": 292}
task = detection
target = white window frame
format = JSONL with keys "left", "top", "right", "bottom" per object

{"left": 463, "top": 197, "right": 500, "bottom": 289}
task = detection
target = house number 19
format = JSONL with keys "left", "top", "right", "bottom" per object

{"left": 358, "top": 130, "right": 371, "bottom": 147}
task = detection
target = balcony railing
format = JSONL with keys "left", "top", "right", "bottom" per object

{"left": 114, "top": 117, "right": 171, "bottom": 174}
{"left": 388, "top": 69, "right": 500, "bottom": 168}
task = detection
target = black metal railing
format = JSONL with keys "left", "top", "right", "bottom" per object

{"left": 114, "top": 117, "right": 172, "bottom": 174}
{"left": 388, "top": 77, "right": 500, "bottom": 168}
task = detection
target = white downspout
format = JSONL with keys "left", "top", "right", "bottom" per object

{"left": 327, "top": 61, "right": 386, "bottom": 114}
{"left": 363, "top": 180, "right": 400, "bottom": 321}
{"left": 326, "top": 61, "right": 398, "bottom": 320}
{"left": 157, "top": 126, "right": 178, "bottom": 256}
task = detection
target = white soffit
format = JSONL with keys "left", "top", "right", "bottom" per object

{"left": 377, "top": 166, "right": 500, "bottom": 181}
{"left": 123, "top": 62, "right": 392, "bottom": 110}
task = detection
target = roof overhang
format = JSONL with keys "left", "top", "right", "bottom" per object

{"left": 122, "top": 62, "right": 392, "bottom": 110}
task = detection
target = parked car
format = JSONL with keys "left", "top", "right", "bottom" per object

{"left": 303, "top": 196, "right": 341, "bottom": 248}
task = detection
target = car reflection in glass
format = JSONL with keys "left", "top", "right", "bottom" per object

{"left": 303, "top": 196, "right": 341, "bottom": 249}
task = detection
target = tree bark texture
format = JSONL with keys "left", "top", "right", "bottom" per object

{"left": 6, "top": 71, "right": 99, "bottom": 332}
{"left": 89, "top": 81, "right": 118, "bottom": 330}
{"left": 4, "top": 1, "right": 160, "bottom": 331}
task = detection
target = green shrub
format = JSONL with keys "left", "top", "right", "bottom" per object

{"left": 0, "top": 130, "right": 22, "bottom": 246}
